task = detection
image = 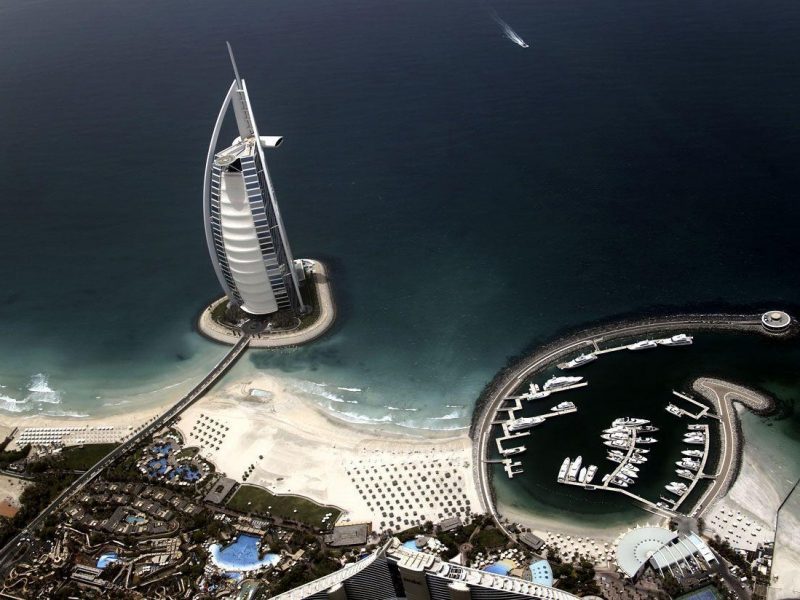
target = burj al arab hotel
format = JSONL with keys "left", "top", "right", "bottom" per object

{"left": 203, "top": 44, "right": 306, "bottom": 317}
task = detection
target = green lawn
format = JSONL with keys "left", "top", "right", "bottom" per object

{"left": 474, "top": 526, "right": 508, "bottom": 549}
{"left": 59, "top": 444, "right": 118, "bottom": 470}
{"left": 227, "top": 484, "right": 341, "bottom": 527}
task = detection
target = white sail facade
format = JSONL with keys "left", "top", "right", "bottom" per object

{"left": 203, "top": 45, "right": 304, "bottom": 316}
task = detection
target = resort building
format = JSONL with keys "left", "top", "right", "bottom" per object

{"left": 203, "top": 44, "right": 306, "bottom": 316}
{"left": 613, "top": 525, "right": 718, "bottom": 580}
{"left": 270, "top": 539, "right": 580, "bottom": 600}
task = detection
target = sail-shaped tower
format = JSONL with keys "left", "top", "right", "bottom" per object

{"left": 203, "top": 44, "right": 306, "bottom": 316}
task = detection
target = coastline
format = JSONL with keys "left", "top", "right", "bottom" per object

{"left": 172, "top": 371, "right": 483, "bottom": 529}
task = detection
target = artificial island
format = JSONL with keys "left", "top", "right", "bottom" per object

{"left": 0, "top": 50, "right": 797, "bottom": 600}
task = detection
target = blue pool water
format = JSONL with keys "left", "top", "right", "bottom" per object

{"left": 96, "top": 552, "right": 119, "bottom": 569}
{"left": 483, "top": 563, "right": 511, "bottom": 575}
{"left": 209, "top": 534, "right": 281, "bottom": 572}
{"left": 529, "top": 560, "right": 553, "bottom": 586}
{"left": 152, "top": 443, "right": 173, "bottom": 455}
{"left": 168, "top": 465, "right": 200, "bottom": 481}
{"left": 402, "top": 540, "right": 420, "bottom": 552}
{"left": 125, "top": 515, "right": 145, "bottom": 524}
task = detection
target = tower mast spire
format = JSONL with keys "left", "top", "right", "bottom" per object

{"left": 226, "top": 41, "right": 243, "bottom": 90}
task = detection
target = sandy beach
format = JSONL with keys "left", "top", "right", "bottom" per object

{"left": 173, "top": 373, "right": 484, "bottom": 531}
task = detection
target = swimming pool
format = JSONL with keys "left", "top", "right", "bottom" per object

{"left": 125, "top": 515, "right": 146, "bottom": 524}
{"left": 529, "top": 559, "right": 554, "bottom": 586}
{"left": 209, "top": 533, "right": 281, "bottom": 572}
{"left": 96, "top": 552, "right": 119, "bottom": 569}
{"left": 402, "top": 540, "right": 420, "bottom": 552}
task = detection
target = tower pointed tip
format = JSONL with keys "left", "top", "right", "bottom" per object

{"left": 226, "top": 41, "right": 243, "bottom": 89}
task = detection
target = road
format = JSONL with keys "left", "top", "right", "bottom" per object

{"left": 472, "top": 314, "right": 762, "bottom": 537}
{"left": 0, "top": 334, "right": 250, "bottom": 570}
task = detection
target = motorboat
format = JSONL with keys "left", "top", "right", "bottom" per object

{"left": 682, "top": 450, "right": 703, "bottom": 458}
{"left": 666, "top": 404, "right": 683, "bottom": 416}
{"left": 632, "top": 448, "right": 650, "bottom": 454}
{"left": 551, "top": 401, "right": 576, "bottom": 412}
{"left": 628, "top": 455, "right": 648, "bottom": 465}
{"left": 637, "top": 425, "right": 659, "bottom": 432}
{"left": 657, "top": 334, "right": 693, "bottom": 346}
{"left": 578, "top": 467, "right": 587, "bottom": 483}
{"left": 604, "top": 440, "right": 629, "bottom": 449}
{"left": 507, "top": 416, "right": 546, "bottom": 432}
{"left": 543, "top": 376, "right": 584, "bottom": 391}
{"left": 557, "top": 458, "right": 570, "bottom": 482}
{"left": 501, "top": 446, "right": 526, "bottom": 456}
{"left": 656, "top": 501, "right": 672, "bottom": 509}
{"left": 612, "top": 417, "right": 649, "bottom": 427}
{"left": 636, "top": 437, "right": 658, "bottom": 444}
{"left": 567, "top": 456, "right": 583, "bottom": 481}
{"left": 613, "top": 474, "right": 634, "bottom": 486}
{"left": 665, "top": 481, "right": 688, "bottom": 496}
{"left": 676, "top": 469, "right": 694, "bottom": 480}
{"left": 688, "top": 424, "right": 706, "bottom": 431}
{"left": 621, "top": 467, "right": 638, "bottom": 479}
{"left": 606, "top": 453, "right": 623, "bottom": 464}
{"left": 627, "top": 339, "right": 658, "bottom": 351}
{"left": 585, "top": 465, "right": 598, "bottom": 483}
{"left": 602, "top": 432, "right": 630, "bottom": 441}
{"left": 676, "top": 459, "right": 701, "bottom": 471}
{"left": 561, "top": 353, "right": 597, "bottom": 369}
{"left": 521, "top": 383, "right": 551, "bottom": 400}
{"left": 603, "top": 426, "right": 628, "bottom": 434}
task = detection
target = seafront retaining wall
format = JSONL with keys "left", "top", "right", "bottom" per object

{"left": 197, "top": 259, "right": 336, "bottom": 348}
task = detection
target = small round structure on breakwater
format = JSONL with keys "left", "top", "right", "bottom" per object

{"left": 761, "top": 310, "right": 791, "bottom": 332}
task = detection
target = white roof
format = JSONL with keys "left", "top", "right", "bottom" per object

{"left": 614, "top": 526, "right": 677, "bottom": 578}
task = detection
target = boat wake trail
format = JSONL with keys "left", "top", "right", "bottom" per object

{"left": 488, "top": 7, "right": 528, "bottom": 48}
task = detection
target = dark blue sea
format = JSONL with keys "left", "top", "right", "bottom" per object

{"left": 1, "top": 0, "right": 799, "bottom": 524}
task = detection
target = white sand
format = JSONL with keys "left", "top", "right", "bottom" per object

{"left": 0, "top": 403, "right": 169, "bottom": 448}
{"left": 174, "top": 373, "right": 483, "bottom": 530}
{"left": 0, "top": 475, "right": 28, "bottom": 517}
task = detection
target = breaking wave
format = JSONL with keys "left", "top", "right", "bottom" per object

{"left": 338, "top": 387, "right": 363, "bottom": 392}
{"left": 430, "top": 410, "right": 461, "bottom": 420}
{"left": 0, "top": 395, "right": 31, "bottom": 413}
{"left": 25, "top": 373, "right": 62, "bottom": 404}
{"left": 385, "top": 406, "right": 418, "bottom": 412}
{"left": 291, "top": 380, "right": 347, "bottom": 403}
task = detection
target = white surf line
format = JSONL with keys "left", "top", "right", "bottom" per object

{"left": 488, "top": 7, "right": 529, "bottom": 48}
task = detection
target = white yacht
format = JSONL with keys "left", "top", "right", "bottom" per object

{"left": 638, "top": 425, "right": 659, "bottom": 432}
{"left": 622, "top": 464, "right": 640, "bottom": 472}
{"left": 628, "top": 454, "right": 648, "bottom": 464}
{"left": 632, "top": 447, "right": 650, "bottom": 454}
{"left": 613, "top": 474, "right": 634, "bottom": 486}
{"left": 521, "top": 383, "right": 551, "bottom": 400}
{"left": 501, "top": 446, "right": 526, "bottom": 456}
{"left": 688, "top": 424, "right": 706, "bottom": 431}
{"left": 682, "top": 449, "right": 704, "bottom": 458}
{"left": 676, "top": 469, "right": 694, "bottom": 480}
{"left": 578, "top": 467, "right": 587, "bottom": 483}
{"left": 507, "top": 416, "right": 546, "bottom": 432}
{"left": 666, "top": 404, "right": 683, "bottom": 416}
{"left": 656, "top": 501, "right": 672, "bottom": 509}
{"left": 627, "top": 339, "right": 658, "bottom": 351}
{"left": 561, "top": 353, "right": 597, "bottom": 369}
{"left": 657, "top": 334, "right": 693, "bottom": 346}
{"left": 567, "top": 456, "right": 583, "bottom": 481}
{"left": 603, "top": 426, "right": 628, "bottom": 434}
{"left": 601, "top": 474, "right": 611, "bottom": 484}
{"left": 585, "top": 465, "right": 598, "bottom": 483}
{"left": 557, "top": 458, "right": 570, "bottom": 482}
{"left": 684, "top": 434, "right": 705, "bottom": 445}
{"left": 602, "top": 432, "right": 630, "bottom": 441}
{"left": 612, "top": 417, "right": 649, "bottom": 427}
{"left": 551, "top": 401, "right": 576, "bottom": 412}
{"left": 636, "top": 437, "right": 658, "bottom": 444}
{"left": 543, "top": 375, "right": 584, "bottom": 391}
{"left": 606, "top": 454, "right": 623, "bottom": 464}
{"left": 604, "top": 439, "right": 629, "bottom": 449}
{"left": 621, "top": 467, "right": 638, "bottom": 479}
{"left": 666, "top": 482, "right": 688, "bottom": 495}
{"left": 676, "top": 459, "right": 700, "bottom": 471}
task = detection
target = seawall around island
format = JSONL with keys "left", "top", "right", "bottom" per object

{"left": 197, "top": 259, "right": 336, "bottom": 349}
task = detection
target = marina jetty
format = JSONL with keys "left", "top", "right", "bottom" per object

{"left": 470, "top": 312, "right": 794, "bottom": 538}
{"left": 197, "top": 259, "right": 336, "bottom": 348}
